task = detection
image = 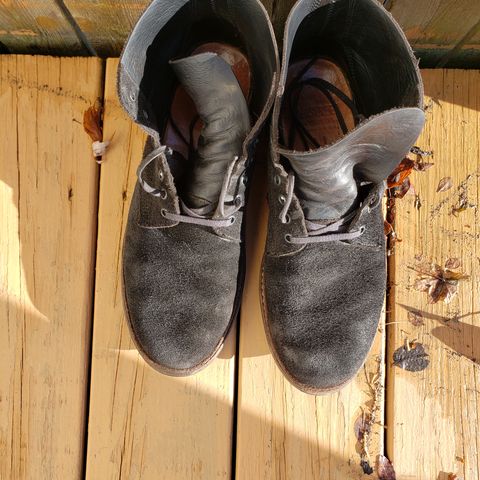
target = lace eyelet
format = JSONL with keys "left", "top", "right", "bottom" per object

{"left": 234, "top": 195, "right": 243, "bottom": 207}
{"left": 129, "top": 93, "right": 136, "bottom": 101}
{"left": 158, "top": 171, "right": 164, "bottom": 181}
{"left": 161, "top": 208, "right": 167, "bottom": 217}
{"left": 282, "top": 214, "right": 291, "bottom": 224}
{"left": 278, "top": 195, "right": 286, "bottom": 205}
{"left": 229, "top": 216, "right": 236, "bottom": 225}
{"left": 284, "top": 234, "right": 292, "bottom": 243}
{"left": 274, "top": 175, "right": 281, "bottom": 186}
{"left": 359, "top": 225, "right": 366, "bottom": 234}
{"left": 159, "top": 189, "right": 167, "bottom": 200}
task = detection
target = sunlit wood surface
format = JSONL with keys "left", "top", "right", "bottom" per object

{"left": 0, "top": 56, "right": 478, "bottom": 480}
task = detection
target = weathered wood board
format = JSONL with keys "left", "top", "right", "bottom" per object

{"left": 62, "top": 0, "right": 148, "bottom": 57}
{"left": 388, "top": 0, "right": 480, "bottom": 66}
{"left": 1, "top": 1, "right": 480, "bottom": 65}
{"left": 387, "top": 69, "right": 480, "bottom": 480}
{"left": 84, "top": 58, "right": 236, "bottom": 480}
{"left": 234, "top": 154, "right": 386, "bottom": 480}
{"left": 0, "top": 2, "right": 85, "bottom": 54}
{"left": 0, "top": 56, "right": 102, "bottom": 479}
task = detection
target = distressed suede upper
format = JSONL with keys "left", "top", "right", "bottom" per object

{"left": 264, "top": 202, "right": 386, "bottom": 390}
{"left": 119, "top": 0, "right": 279, "bottom": 374}
{"left": 124, "top": 183, "right": 242, "bottom": 371}
{"left": 263, "top": 0, "right": 424, "bottom": 393}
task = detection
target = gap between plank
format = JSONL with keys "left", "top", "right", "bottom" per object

{"left": 54, "top": 0, "right": 98, "bottom": 56}
{"left": 230, "top": 312, "right": 241, "bottom": 480}
{"left": 80, "top": 59, "right": 107, "bottom": 480}
{"left": 436, "top": 18, "right": 480, "bottom": 67}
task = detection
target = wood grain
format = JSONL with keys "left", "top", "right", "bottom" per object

{"left": 235, "top": 155, "right": 386, "bottom": 480}
{"left": 386, "top": 69, "right": 480, "bottom": 480}
{"left": 1, "top": 1, "right": 480, "bottom": 65}
{"left": 0, "top": 56, "right": 102, "bottom": 479}
{"left": 84, "top": 58, "right": 236, "bottom": 480}
{"left": 0, "top": 2, "right": 85, "bottom": 54}
{"left": 388, "top": 0, "right": 480, "bottom": 66}
{"left": 62, "top": 0, "right": 149, "bottom": 57}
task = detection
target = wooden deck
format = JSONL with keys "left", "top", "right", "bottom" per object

{"left": 1, "top": 56, "right": 479, "bottom": 480}
{"left": 0, "top": 1, "right": 480, "bottom": 66}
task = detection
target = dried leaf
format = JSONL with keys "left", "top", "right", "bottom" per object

{"left": 414, "top": 277, "right": 434, "bottom": 292}
{"left": 445, "top": 257, "right": 461, "bottom": 269}
{"left": 428, "top": 280, "right": 450, "bottom": 304}
{"left": 377, "top": 455, "right": 396, "bottom": 480}
{"left": 437, "top": 176, "right": 453, "bottom": 193}
{"left": 360, "top": 460, "right": 374, "bottom": 475}
{"left": 354, "top": 414, "right": 369, "bottom": 441}
{"left": 407, "top": 310, "right": 424, "bottom": 326}
{"left": 413, "top": 161, "right": 434, "bottom": 172}
{"left": 410, "top": 146, "right": 433, "bottom": 157}
{"left": 393, "top": 342, "right": 429, "bottom": 372}
{"left": 392, "top": 178, "right": 411, "bottom": 199}
{"left": 443, "top": 270, "right": 469, "bottom": 281}
{"left": 388, "top": 158, "right": 414, "bottom": 188}
{"left": 83, "top": 104, "right": 103, "bottom": 142}
{"left": 384, "top": 220, "right": 393, "bottom": 236}
{"left": 412, "top": 261, "right": 468, "bottom": 304}
{"left": 414, "top": 194, "right": 422, "bottom": 210}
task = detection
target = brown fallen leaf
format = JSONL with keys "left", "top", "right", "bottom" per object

{"left": 445, "top": 257, "right": 461, "bottom": 269}
{"left": 391, "top": 177, "right": 411, "bottom": 199}
{"left": 407, "top": 310, "right": 424, "bottom": 327}
{"left": 413, "top": 161, "right": 434, "bottom": 172}
{"left": 83, "top": 102, "right": 110, "bottom": 163}
{"left": 83, "top": 103, "right": 103, "bottom": 142}
{"left": 451, "top": 191, "right": 475, "bottom": 216}
{"left": 387, "top": 147, "right": 433, "bottom": 199}
{"left": 448, "top": 474, "right": 463, "bottom": 480}
{"left": 437, "top": 176, "right": 453, "bottom": 193}
{"left": 412, "top": 262, "right": 469, "bottom": 304}
{"left": 384, "top": 220, "right": 393, "bottom": 236}
{"left": 360, "top": 460, "right": 374, "bottom": 475}
{"left": 388, "top": 158, "right": 415, "bottom": 188}
{"left": 393, "top": 340, "right": 429, "bottom": 372}
{"left": 377, "top": 455, "right": 396, "bottom": 480}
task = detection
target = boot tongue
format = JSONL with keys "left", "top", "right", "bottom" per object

{"left": 170, "top": 52, "right": 250, "bottom": 209}
{"left": 278, "top": 108, "right": 425, "bottom": 221}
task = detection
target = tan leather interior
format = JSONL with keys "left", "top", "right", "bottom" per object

{"left": 280, "top": 58, "right": 355, "bottom": 151}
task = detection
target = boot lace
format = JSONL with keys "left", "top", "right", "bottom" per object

{"left": 137, "top": 146, "right": 243, "bottom": 228}
{"left": 280, "top": 173, "right": 384, "bottom": 244}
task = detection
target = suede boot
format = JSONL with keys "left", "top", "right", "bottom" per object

{"left": 119, "top": 0, "right": 279, "bottom": 375}
{"left": 262, "top": 0, "right": 424, "bottom": 394}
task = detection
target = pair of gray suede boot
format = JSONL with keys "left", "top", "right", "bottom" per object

{"left": 119, "top": 0, "right": 424, "bottom": 394}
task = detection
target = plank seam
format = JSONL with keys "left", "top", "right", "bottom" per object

{"left": 54, "top": 0, "right": 98, "bottom": 56}
{"left": 436, "top": 18, "right": 480, "bottom": 67}
{"left": 80, "top": 58, "right": 106, "bottom": 480}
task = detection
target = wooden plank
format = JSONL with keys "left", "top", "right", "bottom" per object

{"left": 0, "top": 56, "right": 103, "bottom": 479}
{"left": 0, "top": 2, "right": 85, "bottom": 54}
{"left": 235, "top": 155, "right": 386, "bottom": 479}
{"left": 387, "top": 0, "right": 480, "bottom": 66}
{"left": 386, "top": 69, "right": 480, "bottom": 480}
{"left": 1, "top": 1, "right": 480, "bottom": 65}
{"left": 62, "top": 1, "right": 149, "bottom": 57}
{"left": 85, "top": 58, "right": 236, "bottom": 480}
{"left": 388, "top": 0, "right": 480, "bottom": 48}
